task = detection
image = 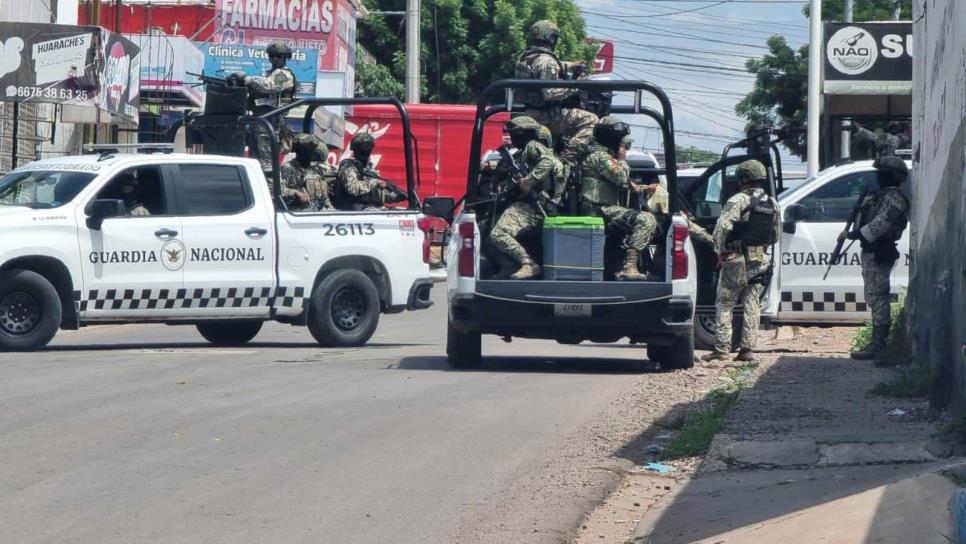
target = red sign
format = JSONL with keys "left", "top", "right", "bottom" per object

{"left": 78, "top": 4, "right": 217, "bottom": 41}
{"left": 587, "top": 38, "right": 615, "bottom": 74}
{"left": 213, "top": 0, "right": 357, "bottom": 72}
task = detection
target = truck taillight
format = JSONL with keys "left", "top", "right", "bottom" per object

{"left": 458, "top": 222, "right": 475, "bottom": 278}
{"left": 417, "top": 217, "right": 433, "bottom": 264}
{"left": 671, "top": 224, "right": 689, "bottom": 280}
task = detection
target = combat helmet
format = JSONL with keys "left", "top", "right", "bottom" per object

{"left": 506, "top": 116, "right": 541, "bottom": 137}
{"left": 291, "top": 133, "right": 321, "bottom": 155}
{"left": 873, "top": 155, "right": 908, "bottom": 183}
{"left": 537, "top": 125, "right": 553, "bottom": 148}
{"left": 593, "top": 115, "right": 631, "bottom": 150}
{"left": 528, "top": 20, "right": 561, "bottom": 48}
{"left": 266, "top": 41, "right": 293, "bottom": 59}
{"left": 735, "top": 159, "right": 767, "bottom": 183}
{"left": 350, "top": 132, "right": 376, "bottom": 154}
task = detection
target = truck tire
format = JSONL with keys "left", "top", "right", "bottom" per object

{"left": 0, "top": 269, "right": 62, "bottom": 352}
{"left": 660, "top": 331, "right": 695, "bottom": 370}
{"left": 196, "top": 321, "right": 263, "bottom": 346}
{"left": 447, "top": 321, "right": 481, "bottom": 369}
{"left": 308, "top": 269, "right": 380, "bottom": 347}
{"left": 694, "top": 310, "right": 741, "bottom": 352}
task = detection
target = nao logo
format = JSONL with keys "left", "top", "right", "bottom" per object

{"left": 827, "top": 26, "right": 878, "bottom": 75}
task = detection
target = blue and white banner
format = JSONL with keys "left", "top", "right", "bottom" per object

{"left": 196, "top": 42, "right": 318, "bottom": 98}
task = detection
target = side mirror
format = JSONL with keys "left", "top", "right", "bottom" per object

{"left": 422, "top": 196, "right": 456, "bottom": 222}
{"left": 86, "top": 199, "right": 126, "bottom": 230}
{"left": 783, "top": 203, "right": 804, "bottom": 234}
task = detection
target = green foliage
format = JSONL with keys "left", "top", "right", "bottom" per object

{"left": 870, "top": 364, "right": 929, "bottom": 398}
{"left": 660, "top": 363, "right": 757, "bottom": 459}
{"left": 851, "top": 298, "right": 907, "bottom": 355}
{"left": 737, "top": 0, "right": 913, "bottom": 159}
{"left": 356, "top": 0, "right": 596, "bottom": 103}
{"left": 355, "top": 48, "right": 405, "bottom": 99}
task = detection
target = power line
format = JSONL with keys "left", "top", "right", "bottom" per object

{"left": 645, "top": 0, "right": 729, "bottom": 17}
{"left": 583, "top": 10, "right": 771, "bottom": 49}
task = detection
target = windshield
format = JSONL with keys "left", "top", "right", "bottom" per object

{"left": 0, "top": 170, "right": 97, "bottom": 209}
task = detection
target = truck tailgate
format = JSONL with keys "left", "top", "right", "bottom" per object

{"left": 474, "top": 280, "right": 672, "bottom": 305}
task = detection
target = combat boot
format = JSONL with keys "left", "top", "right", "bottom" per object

{"left": 492, "top": 258, "right": 517, "bottom": 279}
{"left": 735, "top": 349, "right": 756, "bottom": 362}
{"left": 615, "top": 249, "right": 645, "bottom": 281}
{"left": 702, "top": 351, "right": 730, "bottom": 362}
{"left": 850, "top": 326, "right": 888, "bottom": 360}
{"left": 510, "top": 261, "right": 542, "bottom": 280}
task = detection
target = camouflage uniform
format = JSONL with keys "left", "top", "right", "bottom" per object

{"left": 246, "top": 59, "right": 297, "bottom": 166}
{"left": 685, "top": 216, "right": 714, "bottom": 246}
{"left": 335, "top": 160, "right": 404, "bottom": 211}
{"left": 490, "top": 140, "right": 558, "bottom": 266}
{"left": 852, "top": 125, "right": 900, "bottom": 159}
{"left": 580, "top": 144, "right": 657, "bottom": 254}
{"left": 128, "top": 203, "right": 150, "bottom": 217}
{"left": 709, "top": 162, "right": 780, "bottom": 358}
{"left": 280, "top": 160, "right": 333, "bottom": 211}
{"left": 515, "top": 32, "right": 598, "bottom": 165}
{"left": 856, "top": 186, "right": 908, "bottom": 327}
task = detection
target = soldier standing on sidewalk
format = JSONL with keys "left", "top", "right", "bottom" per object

{"left": 703, "top": 160, "right": 780, "bottom": 363}
{"left": 844, "top": 156, "right": 910, "bottom": 365}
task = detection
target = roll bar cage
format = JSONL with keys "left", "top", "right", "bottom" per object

{"left": 719, "top": 128, "right": 804, "bottom": 194}
{"left": 166, "top": 97, "right": 419, "bottom": 210}
{"left": 467, "top": 79, "right": 678, "bottom": 212}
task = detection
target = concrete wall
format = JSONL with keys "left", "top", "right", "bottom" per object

{"left": 909, "top": 0, "right": 966, "bottom": 409}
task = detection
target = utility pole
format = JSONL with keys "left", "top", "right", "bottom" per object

{"left": 405, "top": 0, "right": 421, "bottom": 104}
{"left": 807, "top": 0, "right": 822, "bottom": 176}
{"left": 840, "top": 0, "right": 852, "bottom": 161}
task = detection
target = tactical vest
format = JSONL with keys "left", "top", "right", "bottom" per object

{"left": 515, "top": 48, "right": 565, "bottom": 109}
{"left": 858, "top": 187, "right": 909, "bottom": 242}
{"left": 579, "top": 145, "right": 622, "bottom": 208}
{"left": 730, "top": 190, "right": 778, "bottom": 246}
{"left": 333, "top": 159, "right": 378, "bottom": 211}
{"left": 250, "top": 67, "right": 298, "bottom": 115}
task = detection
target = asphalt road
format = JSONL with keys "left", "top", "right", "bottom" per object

{"left": 0, "top": 290, "right": 661, "bottom": 544}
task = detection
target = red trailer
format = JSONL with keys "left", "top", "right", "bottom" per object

{"left": 345, "top": 104, "right": 509, "bottom": 200}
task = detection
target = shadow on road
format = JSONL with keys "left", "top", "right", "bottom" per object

{"left": 396, "top": 355, "right": 663, "bottom": 374}
{"left": 40, "top": 342, "right": 426, "bottom": 352}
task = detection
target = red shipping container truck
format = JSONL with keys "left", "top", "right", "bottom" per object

{"left": 345, "top": 104, "right": 509, "bottom": 200}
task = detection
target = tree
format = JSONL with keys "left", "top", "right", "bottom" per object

{"left": 677, "top": 145, "right": 719, "bottom": 164}
{"left": 355, "top": 0, "right": 596, "bottom": 103}
{"left": 736, "top": 0, "right": 912, "bottom": 159}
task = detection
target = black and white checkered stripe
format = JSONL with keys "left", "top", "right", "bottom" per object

{"left": 780, "top": 291, "right": 899, "bottom": 313}
{"left": 73, "top": 287, "right": 306, "bottom": 312}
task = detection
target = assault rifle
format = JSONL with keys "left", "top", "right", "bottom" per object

{"left": 362, "top": 167, "right": 408, "bottom": 203}
{"left": 823, "top": 187, "right": 869, "bottom": 280}
{"left": 496, "top": 144, "right": 547, "bottom": 218}
{"left": 187, "top": 71, "right": 243, "bottom": 87}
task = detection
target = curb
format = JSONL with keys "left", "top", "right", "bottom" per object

{"left": 951, "top": 489, "right": 966, "bottom": 544}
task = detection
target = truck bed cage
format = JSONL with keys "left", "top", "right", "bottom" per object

{"left": 468, "top": 79, "right": 678, "bottom": 212}
{"left": 166, "top": 97, "right": 419, "bottom": 210}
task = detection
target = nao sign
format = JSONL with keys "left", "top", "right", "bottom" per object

{"left": 824, "top": 22, "right": 912, "bottom": 95}
{"left": 213, "top": 0, "right": 358, "bottom": 72}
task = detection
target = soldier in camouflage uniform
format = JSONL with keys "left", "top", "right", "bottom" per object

{"left": 850, "top": 121, "right": 904, "bottom": 159}
{"left": 489, "top": 117, "right": 560, "bottom": 279}
{"left": 842, "top": 156, "right": 910, "bottom": 365}
{"left": 232, "top": 41, "right": 298, "bottom": 166}
{"left": 536, "top": 124, "right": 569, "bottom": 208}
{"left": 280, "top": 134, "right": 333, "bottom": 211}
{"left": 335, "top": 133, "right": 407, "bottom": 211}
{"left": 703, "top": 160, "right": 780, "bottom": 362}
{"left": 115, "top": 173, "right": 150, "bottom": 217}
{"left": 580, "top": 116, "right": 657, "bottom": 281}
{"left": 515, "top": 20, "right": 598, "bottom": 167}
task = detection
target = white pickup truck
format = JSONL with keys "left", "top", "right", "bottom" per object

{"left": 0, "top": 149, "right": 435, "bottom": 351}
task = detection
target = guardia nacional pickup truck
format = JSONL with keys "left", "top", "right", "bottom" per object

{"left": 0, "top": 98, "right": 435, "bottom": 351}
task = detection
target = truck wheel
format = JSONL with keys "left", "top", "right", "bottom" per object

{"left": 660, "top": 331, "right": 695, "bottom": 370}
{"left": 0, "top": 270, "right": 62, "bottom": 352}
{"left": 447, "top": 321, "right": 481, "bottom": 369}
{"left": 196, "top": 321, "right": 263, "bottom": 346}
{"left": 694, "top": 310, "right": 741, "bottom": 352}
{"left": 308, "top": 270, "right": 380, "bottom": 347}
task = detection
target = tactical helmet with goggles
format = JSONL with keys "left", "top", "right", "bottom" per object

{"left": 872, "top": 155, "right": 908, "bottom": 185}
{"left": 593, "top": 115, "right": 631, "bottom": 150}
{"left": 735, "top": 159, "right": 767, "bottom": 183}
{"left": 528, "top": 20, "right": 561, "bottom": 48}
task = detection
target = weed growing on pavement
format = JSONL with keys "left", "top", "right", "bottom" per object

{"left": 871, "top": 364, "right": 929, "bottom": 398}
{"left": 851, "top": 299, "right": 912, "bottom": 365}
{"left": 660, "top": 363, "right": 757, "bottom": 459}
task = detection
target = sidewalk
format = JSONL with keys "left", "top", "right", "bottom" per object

{"left": 633, "top": 329, "right": 960, "bottom": 543}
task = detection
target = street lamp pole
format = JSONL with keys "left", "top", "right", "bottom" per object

{"left": 807, "top": 0, "right": 823, "bottom": 176}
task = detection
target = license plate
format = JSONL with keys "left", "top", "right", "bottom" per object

{"left": 554, "top": 303, "right": 591, "bottom": 317}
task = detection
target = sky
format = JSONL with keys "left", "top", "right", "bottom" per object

{"left": 576, "top": 0, "right": 811, "bottom": 164}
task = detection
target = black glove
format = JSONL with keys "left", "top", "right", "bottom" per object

{"left": 846, "top": 230, "right": 863, "bottom": 241}
{"left": 229, "top": 72, "right": 248, "bottom": 83}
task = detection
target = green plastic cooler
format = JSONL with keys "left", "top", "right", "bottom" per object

{"left": 542, "top": 216, "right": 605, "bottom": 281}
